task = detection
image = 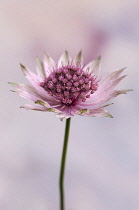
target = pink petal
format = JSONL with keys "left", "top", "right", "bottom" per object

{"left": 104, "top": 89, "right": 133, "bottom": 102}
{"left": 9, "top": 82, "right": 60, "bottom": 107}
{"left": 99, "top": 68, "right": 126, "bottom": 85}
{"left": 56, "top": 104, "right": 80, "bottom": 119}
{"left": 80, "top": 75, "right": 126, "bottom": 108}
{"left": 10, "top": 83, "right": 42, "bottom": 102}
{"left": 20, "top": 65, "right": 59, "bottom": 105}
{"left": 96, "top": 75, "right": 127, "bottom": 98}
{"left": 20, "top": 64, "right": 40, "bottom": 84}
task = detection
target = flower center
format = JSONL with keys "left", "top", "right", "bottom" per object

{"left": 40, "top": 65, "right": 98, "bottom": 105}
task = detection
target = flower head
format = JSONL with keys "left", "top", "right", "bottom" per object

{"left": 9, "top": 51, "right": 132, "bottom": 120}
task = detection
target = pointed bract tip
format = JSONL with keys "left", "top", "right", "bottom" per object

{"left": 118, "top": 67, "right": 127, "bottom": 74}
{"left": 44, "top": 52, "right": 50, "bottom": 58}
{"left": 36, "top": 57, "right": 41, "bottom": 62}
{"left": 8, "top": 82, "right": 13, "bottom": 85}
{"left": 128, "top": 89, "right": 133, "bottom": 92}
{"left": 78, "top": 50, "right": 82, "bottom": 55}
{"left": 36, "top": 57, "right": 43, "bottom": 67}
{"left": 77, "top": 109, "right": 88, "bottom": 115}
{"left": 102, "top": 103, "right": 114, "bottom": 108}
{"left": 35, "top": 100, "right": 44, "bottom": 105}
{"left": 120, "top": 74, "right": 127, "bottom": 80}
{"left": 8, "top": 82, "right": 18, "bottom": 86}
{"left": 63, "top": 50, "right": 69, "bottom": 58}
{"left": 35, "top": 100, "right": 51, "bottom": 109}
{"left": 121, "top": 89, "right": 133, "bottom": 94}
{"left": 97, "top": 55, "right": 101, "bottom": 60}
{"left": 20, "top": 63, "right": 27, "bottom": 75}
{"left": 64, "top": 50, "right": 68, "bottom": 54}
{"left": 20, "top": 63, "right": 25, "bottom": 69}
{"left": 107, "top": 113, "right": 113, "bottom": 118}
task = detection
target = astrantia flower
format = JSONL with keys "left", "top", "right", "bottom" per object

{"left": 9, "top": 51, "right": 131, "bottom": 120}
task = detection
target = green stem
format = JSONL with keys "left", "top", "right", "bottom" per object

{"left": 59, "top": 118, "right": 71, "bottom": 210}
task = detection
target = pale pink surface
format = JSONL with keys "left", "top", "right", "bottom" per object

{"left": 1, "top": 0, "right": 138, "bottom": 210}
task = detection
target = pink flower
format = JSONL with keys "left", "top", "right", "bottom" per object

{"left": 9, "top": 51, "right": 132, "bottom": 120}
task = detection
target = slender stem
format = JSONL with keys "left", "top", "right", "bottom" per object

{"left": 59, "top": 118, "right": 71, "bottom": 210}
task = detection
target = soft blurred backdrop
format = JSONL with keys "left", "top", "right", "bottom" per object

{"left": 0, "top": 0, "right": 139, "bottom": 209}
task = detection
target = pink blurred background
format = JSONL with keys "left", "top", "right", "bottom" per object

{"left": 1, "top": 0, "right": 138, "bottom": 209}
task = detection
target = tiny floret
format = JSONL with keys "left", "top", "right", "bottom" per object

{"left": 9, "top": 51, "right": 132, "bottom": 120}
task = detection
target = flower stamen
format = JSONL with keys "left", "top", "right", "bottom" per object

{"left": 40, "top": 65, "right": 98, "bottom": 105}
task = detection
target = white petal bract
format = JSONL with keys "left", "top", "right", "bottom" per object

{"left": 74, "top": 51, "right": 83, "bottom": 67}
{"left": 58, "top": 51, "right": 71, "bottom": 67}
{"left": 44, "top": 53, "right": 55, "bottom": 76}
{"left": 84, "top": 55, "right": 101, "bottom": 76}
{"left": 36, "top": 58, "right": 46, "bottom": 80}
